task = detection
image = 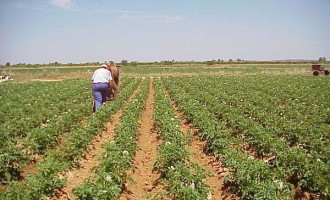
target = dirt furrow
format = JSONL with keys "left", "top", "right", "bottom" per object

{"left": 52, "top": 83, "right": 141, "bottom": 200}
{"left": 19, "top": 117, "right": 89, "bottom": 181}
{"left": 120, "top": 78, "right": 161, "bottom": 200}
{"left": 170, "top": 99, "right": 236, "bottom": 200}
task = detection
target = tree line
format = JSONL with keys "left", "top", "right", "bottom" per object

{"left": 2, "top": 57, "right": 328, "bottom": 67}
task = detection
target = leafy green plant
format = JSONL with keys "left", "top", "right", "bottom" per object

{"left": 74, "top": 78, "right": 149, "bottom": 199}
{"left": 153, "top": 78, "right": 211, "bottom": 199}
{"left": 1, "top": 78, "right": 139, "bottom": 199}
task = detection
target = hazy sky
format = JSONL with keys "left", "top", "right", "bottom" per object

{"left": 1, "top": 0, "right": 330, "bottom": 64}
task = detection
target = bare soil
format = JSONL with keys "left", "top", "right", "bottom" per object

{"left": 19, "top": 117, "right": 90, "bottom": 182}
{"left": 52, "top": 118, "right": 118, "bottom": 200}
{"left": 11, "top": 76, "right": 239, "bottom": 199}
{"left": 169, "top": 93, "right": 238, "bottom": 200}
{"left": 51, "top": 83, "right": 141, "bottom": 200}
{"left": 31, "top": 79, "right": 63, "bottom": 82}
{"left": 120, "top": 78, "right": 162, "bottom": 200}
{"left": 119, "top": 78, "right": 237, "bottom": 199}
{"left": 19, "top": 154, "right": 42, "bottom": 179}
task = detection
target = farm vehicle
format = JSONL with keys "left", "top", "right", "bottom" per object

{"left": 312, "top": 64, "right": 329, "bottom": 76}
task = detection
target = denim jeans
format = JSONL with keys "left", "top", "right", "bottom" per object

{"left": 92, "top": 83, "right": 109, "bottom": 112}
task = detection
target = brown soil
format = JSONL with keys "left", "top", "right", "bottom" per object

{"left": 19, "top": 117, "right": 90, "bottom": 182}
{"left": 120, "top": 78, "right": 162, "bottom": 200}
{"left": 20, "top": 154, "right": 42, "bottom": 178}
{"left": 0, "top": 184, "right": 4, "bottom": 192}
{"left": 230, "top": 126, "right": 278, "bottom": 164}
{"left": 170, "top": 96, "right": 238, "bottom": 200}
{"left": 31, "top": 79, "right": 63, "bottom": 82}
{"left": 51, "top": 83, "right": 141, "bottom": 200}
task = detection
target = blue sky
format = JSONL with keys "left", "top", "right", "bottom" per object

{"left": 0, "top": 0, "right": 329, "bottom": 64}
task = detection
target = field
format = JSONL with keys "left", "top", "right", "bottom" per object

{"left": 0, "top": 63, "right": 329, "bottom": 199}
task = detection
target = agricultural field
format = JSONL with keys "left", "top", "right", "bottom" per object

{"left": 0, "top": 64, "right": 329, "bottom": 199}
{"left": 2, "top": 62, "right": 329, "bottom": 80}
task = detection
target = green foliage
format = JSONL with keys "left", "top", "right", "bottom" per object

{"left": 163, "top": 162, "right": 210, "bottom": 200}
{"left": 0, "top": 79, "right": 91, "bottom": 181}
{"left": 1, "top": 74, "right": 329, "bottom": 199}
{"left": 153, "top": 78, "right": 211, "bottom": 199}
{"left": 74, "top": 78, "right": 149, "bottom": 199}
{"left": 0, "top": 78, "right": 139, "bottom": 199}
{"left": 163, "top": 75, "right": 330, "bottom": 199}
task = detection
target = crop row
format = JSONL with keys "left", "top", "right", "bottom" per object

{"left": 0, "top": 78, "right": 140, "bottom": 199}
{"left": 1, "top": 79, "right": 90, "bottom": 139}
{"left": 178, "top": 77, "right": 329, "bottom": 162}
{"left": 198, "top": 76, "right": 329, "bottom": 147}
{"left": 74, "top": 77, "right": 149, "bottom": 199}
{"left": 162, "top": 77, "right": 295, "bottom": 199}
{"left": 25, "top": 78, "right": 130, "bottom": 155}
{"left": 1, "top": 78, "right": 134, "bottom": 182}
{"left": 248, "top": 76, "right": 329, "bottom": 125}
{"left": 174, "top": 76, "right": 329, "bottom": 196}
{"left": 163, "top": 76, "right": 329, "bottom": 198}
{"left": 0, "top": 79, "right": 92, "bottom": 181}
{"left": 153, "top": 78, "right": 210, "bottom": 199}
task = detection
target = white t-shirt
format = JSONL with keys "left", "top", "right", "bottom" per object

{"left": 92, "top": 68, "right": 112, "bottom": 83}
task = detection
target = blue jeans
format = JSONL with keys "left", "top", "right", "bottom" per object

{"left": 92, "top": 83, "right": 109, "bottom": 112}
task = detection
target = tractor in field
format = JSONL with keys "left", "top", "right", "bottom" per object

{"left": 311, "top": 64, "right": 329, "bottom": 76}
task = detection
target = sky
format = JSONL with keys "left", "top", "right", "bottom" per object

{"left": 0, "top": 0, "right": 330, "bottom": 64}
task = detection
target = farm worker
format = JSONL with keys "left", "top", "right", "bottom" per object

{"left": 91, "top": 64, "right": 112, "bottom": 112}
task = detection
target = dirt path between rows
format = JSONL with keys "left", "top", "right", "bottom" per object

{"left": 170, "top": 97, "right": 237, "bottom": 200}
{"left": 52, "top": 83, "right": 141, "bottom": 200}
{"left": 120, "top": 78, "right": 161, "bottom": 200}
{"left": 19, "top": 117, "right": 89, "bottom": 181}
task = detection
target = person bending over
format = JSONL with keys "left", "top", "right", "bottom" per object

{"left": 91, "top": 64, "right": 112, "bottom": 112}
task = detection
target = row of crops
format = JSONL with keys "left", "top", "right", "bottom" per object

{"left": 163, "top": 75, "right": 329, "bottom": 199}
{"left": 1, "top": 79, "right": 91, "bottom": 181}
{"left": 0, "top": 77, "right": 140, "bottom": 198}
{"left": 153, "top": 78, "right": 211, "bottom": 199}
{"left": 74, "top": 77, "right": 150, "bottom": 199}
{"left": 1, "top": 75, "right": 329, "bottom": 199}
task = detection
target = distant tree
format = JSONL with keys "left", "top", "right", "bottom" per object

{"left": 206, "top": 60, "right": 217, "bottom": 65}
{"left": 229, "top": 59, "right": 233, "bottom": 62}
{"left": 131, "top": 61, "right": 138, "bottom": 66}
{"left": 217, "top": 59, "right": 224, "bottom": 63}
{"left": 206, "top": 61, "right": 213, "bottom": 65}
{"left": 121, "top": 60, "right": 128, "bottom": 66}
{"left": 162, "top": 60, "right": 174, "bottom": 65}
{"left": 5, "top": 62, "right": 10, "bottom": 66}
{"left": 319, "top": 57, "right": 326, "bottom": 61}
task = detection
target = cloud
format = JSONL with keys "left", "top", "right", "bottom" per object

{"left": 69, "top": 6, "right": 183, "bottom": 24}
{"left": 98, "top": 8, "right": 133, "bottom": 14}
{"left": 10, "top": 2, "right": 45, "bottom": 10}
{"left": 49, "top": 0, "right": 74, "bottom": 9}
{"left": 120, "top": 13, "right": 184, "bottom": 24}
